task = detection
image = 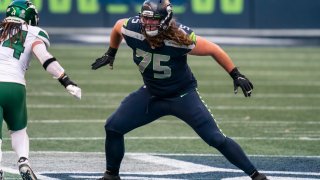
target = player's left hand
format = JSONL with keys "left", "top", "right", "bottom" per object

{"left": 91, "top": 54, "right": 115, "bottom": 70}
{"left": 66, "top": 84, "right": 82, "bottom": 99}
{"left": 229, "top": 67, "right": 253, "bottom": 97}
{"left": 58, "top": 73, "right": 82, "bottom": 100}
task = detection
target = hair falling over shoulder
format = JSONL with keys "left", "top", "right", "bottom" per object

{"left": 143, "top": 20, "right": 194, "bottom": 48}
{"left": 0, "top": 21, "right": 24, "bottom": 46}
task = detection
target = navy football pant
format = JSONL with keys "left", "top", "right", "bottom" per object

{"left": 105, "top": 86, "right": 256, "bottom": 175}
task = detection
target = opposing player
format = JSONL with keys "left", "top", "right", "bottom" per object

{"left": 92, "top": 0, "right": 268, "bottom": 179}
{"left": 0, "top": 1, "right": 81, "bottom": 179}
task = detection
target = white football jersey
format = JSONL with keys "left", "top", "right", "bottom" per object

{"left": 0, "top": 24, "right": 50, "bottom": 85}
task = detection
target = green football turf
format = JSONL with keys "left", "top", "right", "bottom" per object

{"left": 2, "top": 45, "right": 320, "bottom": 156}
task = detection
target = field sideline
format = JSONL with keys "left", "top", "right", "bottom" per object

{"left": 1, "top": 45, "right": 320, "bottom": 179}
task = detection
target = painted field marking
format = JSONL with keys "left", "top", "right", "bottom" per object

{"left": 3, "top": 152, "right": 319, "bottom": 180}
{"left": 26, "top": 104, "right": 320, "bottom": 110}
{"left": 27, "top": 79, "right": 320, "bottom": 86}
{"left": 2, "top": 136, "right": 320, "bottom": 141}
{"left": 2, "top": 167, "right": 59, "bottom": 180}
{"left": 27, "top": 92, "right": 320, "bottom": 98}
{"left": 26, "top": 119, "right": 320, "bottom": 125}
{"left": 223, "top": 176, "right": 320, "bottom": 180}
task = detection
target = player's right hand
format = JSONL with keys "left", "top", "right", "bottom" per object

{"left": 91, "top": 54, "right": 115, "bottom": 70}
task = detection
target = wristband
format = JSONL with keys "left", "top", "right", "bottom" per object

{"left": 42, "top": 57, "right": 57, "bottom": 70}
{"left": 106, "top": 47, "right": 118, "bottom": 57}
{"left": 229, "top": 67, "right": 240, "bottom": 79}
{"left": 58, "top": 74, "right": 76, "bottom": 87}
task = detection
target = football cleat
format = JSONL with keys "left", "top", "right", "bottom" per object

{"left": 97, "top": 171, "right": 121, "bottom": 180}
{"left": 18, "top": 157, "right": 38, "bottom": 180}
{"left": 0, "top": 170, "right": 3, "bottom": 180}
{"left": 251, "top": 172, "right": 269, "bottom": 180}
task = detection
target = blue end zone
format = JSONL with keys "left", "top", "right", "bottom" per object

{"left": 40, "top": 154, "right": 320, "bottom": 179}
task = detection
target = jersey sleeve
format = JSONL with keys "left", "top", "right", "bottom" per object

{"left": 177, "top": 22, "right": 197, "bottom": 45}
{"left": 36, "top": 28, "right": 50, "bottom": 48}
{"left": 121, "top": 16, "right": 144, "bottom": 38}
{"left": 122, "top": 16, "right": 140, "bottom": 31}
{"left": 121, "top": 16, "right": 146, "bottom": 46}
{"left": 28, "top": 26, "right": 50, "bottom": 48}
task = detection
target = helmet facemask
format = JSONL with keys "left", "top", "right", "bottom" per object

{"left": 140, "top": 11, "right": 162, "bottom": 37}
{"left": 140, "top": 0, "right": 173, "bottom": 37}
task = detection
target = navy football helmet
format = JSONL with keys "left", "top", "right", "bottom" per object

{"left": 140, "top": 0, "right": 173, "bottom": 36}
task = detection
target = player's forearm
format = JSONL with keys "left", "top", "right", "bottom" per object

{"left": 32, "top": 40, "right": 64, "bottom": 78}
{"left": 109, "top": 31, "right": 123, "bottom": 49}
{"left": 109, "top": 19, "right": 125, "bottom": 49}
{"left": 211, "top": 45, "right": 235, "bottom": 73}
{"left": 190, "top": 36, "right": 235, "bottom": 73}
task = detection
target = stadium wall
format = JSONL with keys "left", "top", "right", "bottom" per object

{"left": 0, "top": 0, "right": 320, "bottom": 28}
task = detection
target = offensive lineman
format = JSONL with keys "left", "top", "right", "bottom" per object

{"left": 92, "top": 0, "right": 269, "bottom": 180}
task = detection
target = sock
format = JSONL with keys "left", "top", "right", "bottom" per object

{"left": 10, "top": 128, "right": 29, "bottom": 159}
{"left": 106, "top": 170, "right": 119, "bottom": 176}
{"left": 0, "top": 139, "right": 2, "bottom": 169}
{"left": 250, "top": 170, "right": 260, "bottom": 179}
{"left": 105, "top": 130, "right": 124, "bottom": 176}
{"left": 216, "top": 137, "right": 256, "bottom": 175}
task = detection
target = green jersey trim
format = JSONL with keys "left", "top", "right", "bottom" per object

{"left": 123, "top": 19, "right": 129, "bottom": 28}
{"left": 189, "top": 32, "right": 197, "bottom": 43}
{"left": 38, "top": 31, "right": 49, "bottom": 41}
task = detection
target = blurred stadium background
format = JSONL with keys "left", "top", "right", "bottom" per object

{"left": 0, "top": 0, "right": 320, "bottom": 179}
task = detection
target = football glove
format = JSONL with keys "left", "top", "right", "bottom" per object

{"left": 58, "top": 74, "right": 82, "bottom": 99}
{"left": 66, "top": 84, "right": 82, "bottom": 100}
{"left": 91, "top": 47, "right": 117, "bottom": 70}
{"left": 229, "top": 67, "right": 253, "bottom": 97}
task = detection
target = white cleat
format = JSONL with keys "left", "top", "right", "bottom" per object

{"left": 18, "top": 157, "right": 38, "bottom": 180}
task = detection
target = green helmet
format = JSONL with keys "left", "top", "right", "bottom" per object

{"left": 5, "top": 0, "right": 39, "bottom": 26}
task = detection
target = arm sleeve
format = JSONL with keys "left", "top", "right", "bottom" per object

{"left": 32, "top": 39, "right": 65, "bottom": 79}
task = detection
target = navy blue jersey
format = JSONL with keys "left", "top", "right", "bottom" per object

{"left": 121, "top": 16, "right": 197, "bottom": 98}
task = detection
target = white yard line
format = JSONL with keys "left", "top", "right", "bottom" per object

{"left": 26, "top": 104, "right": 320, "bottom": 110}
{"left": 27, "top": 92, "right": 320, "bottom": 98}
{"left": 26, "top": 119, "right": 320, "bottom": 124}
{"left": 27, "top": 79, "right": 320, "bottom": 86}
{"left": 1, "top": 136, "right": 319, "bottom": 141}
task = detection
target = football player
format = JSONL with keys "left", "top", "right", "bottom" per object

{"left": 0, "top": 1, "right": 81, "bottom": 179}
{"left": 92, "top": 0, "right": 267, "bottom": 180}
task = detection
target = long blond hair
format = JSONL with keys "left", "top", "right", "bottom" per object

{"left": 143, "top": 20, "right": 194, "bottom": 48}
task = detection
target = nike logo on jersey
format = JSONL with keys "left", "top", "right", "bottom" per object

{"left": 180, "top": 93, "right": 188, "bottom": 98}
